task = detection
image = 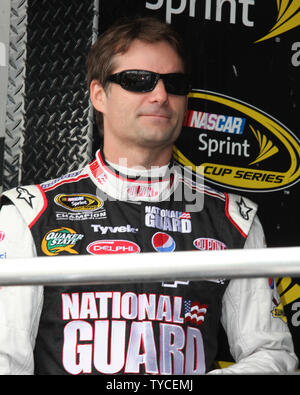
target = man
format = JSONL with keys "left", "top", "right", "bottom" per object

{"left": 0, "top": 17, "right": 298, "bottom": 374}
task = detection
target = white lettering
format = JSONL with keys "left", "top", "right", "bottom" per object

{"left": 145, "top": 207, "right": 192, "bottom": 233}
{"left": 146, "top": 0, "right": 255, "bottom": 25}
{"left": 291, "top": 42, "right": 300, "bottom": 67}
{"left": 160, "top": 324, "right": 185, "bottom": 374}
{"left": 124, "top": 321, "right": 158, "bottom": 373}
{"left": 291, "top": 301, "right": 300, "bottom": 327}
{"left": 62, "top": 292, "right": 186, "bottom": 324}
{"left": 216, "top": 0, "right": 236, "bottom": 24}
{"left": 198, "top": 133, "right": 250, "bottom": 157}
{"left": 149, "top": 379, "right": 193, "bottom": 391}
{"left": 93, "top": 320, "right": 126, "bottom": 373}
{"left": 62, "top": 293, "right": 80, "bottom": 320}
{"left": 122, "top": 292, "right": 138, "bottom": 320}
{"left": 185, "top": 326, "right": 206, "bottom": 373}
{"left": 156, "top": 295, "right": 172, "bottom": 322}
{"left": 63, "top": 321, "right": 93, "bottom": 374}
{"left": 61, "top": 293, "right": 207, "bottom": 375}
{"left": 239, "top": 0, "right": 254, "bottom": 27}
{"left": 91, "top": 224, "right": 138, "bottom": 234}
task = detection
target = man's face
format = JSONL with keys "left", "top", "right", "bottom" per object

{"left": 93, "top": 39, "right": 188, "bottom": 153}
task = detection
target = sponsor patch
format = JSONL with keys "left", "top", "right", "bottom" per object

{"left": 56, "top": 210, "right": 107, "bottom": 221}
{"left": 152, "top": 232, "right": 176, "bottom": 252}
{"left": 55, "top": 194, "right": 103, "bottom": 212}
{"left": 41, "top": 227, "right": 84, "bottom": 256}
{"left": 193, "top": 238, "right": 227, "bottom": 251}
{"left": 87, "top": 240, "right": 140, "bottom": 254}
{"left": 91, "top": 224, "right": 138, "bottom": 234}
{"left": 145, "top": 205, "right": 192, "bottom": 233}
{"left": 127, "top": 185, "right": 159, "bottom": 198}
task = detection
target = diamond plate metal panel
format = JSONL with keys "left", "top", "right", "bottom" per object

{"left": 21, "top": 0, "right": 98, "bottom": 185}
{"left": 3, "top": 0, "right": 28, "bottom": 191}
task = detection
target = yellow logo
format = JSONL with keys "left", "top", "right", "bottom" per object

{"left": 274, "top": 277, "right": 300, "bottom": 323}
{"left": 277, "top": 277, "right": 300, "bottom": 307}
{"left": 255, "top": 0, "right": 300, "bottom": 43}
{"left": 174, "top": 90, "right": 300, "bottom": 192}
{"left": 55, "top": 194, "right": 103, "bottom": 212}
{"left": 41, "top": 227, "right": 84, "bottom": 256}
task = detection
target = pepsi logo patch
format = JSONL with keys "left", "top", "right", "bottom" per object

{"left": 193, "top": 238, "right": 227, "bottom": 251}
{"left": 152, "top": 232, "right": 176, "bottom": 252}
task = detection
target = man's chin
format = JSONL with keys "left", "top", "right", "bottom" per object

{"left": 137, "top": 135, "right": 177, "bottom": 149}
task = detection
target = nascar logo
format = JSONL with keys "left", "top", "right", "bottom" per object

{"left": 55, "top": 194, "right": 103, "bottom": 212}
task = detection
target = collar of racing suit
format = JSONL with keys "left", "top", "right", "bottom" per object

{"left": 87, "top": 149, "right": 181, "bottom": 202}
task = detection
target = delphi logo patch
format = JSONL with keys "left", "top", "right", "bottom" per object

{"left": 174, "top": 90, "right": 300, "bottom": 192}
{"left": 87, "top": 240, "right": 140, "bottom": 254}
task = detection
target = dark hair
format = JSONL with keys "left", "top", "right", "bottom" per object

{"left": 86, "top": 17, "right": 189, "bottom": 131}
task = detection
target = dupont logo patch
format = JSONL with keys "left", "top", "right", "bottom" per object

{"left": 193, "top": 238, "right": 227, "bottom": 251}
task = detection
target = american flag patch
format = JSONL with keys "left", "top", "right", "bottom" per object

{"left": 179, "top": 212, "right": 191, "bottom": 219}
{"left": 184, "top": 300, "right": 208, "bottom": 325}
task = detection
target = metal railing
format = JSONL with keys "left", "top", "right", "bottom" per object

{"left": 0, "top": 247, "right": 299, "bottom": 286}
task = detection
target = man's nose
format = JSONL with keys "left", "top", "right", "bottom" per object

{"left": 148, "top": 79, "right": 169, "bottom": 103}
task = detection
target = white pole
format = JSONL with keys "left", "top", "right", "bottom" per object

{"left": 0, "top": 247, "right": 300, "bottom": 286}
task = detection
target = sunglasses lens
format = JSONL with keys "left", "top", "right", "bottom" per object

{"left": 120, "top": 71, "right": 155, "bottom": 92}
{"left": 109, "top": 70, "right": 190, "bottom": 95}
{"left": 163, "top": 74, "right": 190, "bottom": 95}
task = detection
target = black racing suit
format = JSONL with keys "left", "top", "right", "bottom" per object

{"left": 0, "top": 149, "right": 297, "bottom": 374}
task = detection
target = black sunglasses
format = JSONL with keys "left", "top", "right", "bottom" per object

{"left": 107, "top": 70, "right": 191, "bottom": 96}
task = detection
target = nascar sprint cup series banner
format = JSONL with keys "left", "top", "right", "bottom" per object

{"left": 98, "top": 0, "right": 300, "bottom": 363}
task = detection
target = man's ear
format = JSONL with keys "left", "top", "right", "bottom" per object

{"left": 89, "top": 80, "right": 107, "bottom": 113}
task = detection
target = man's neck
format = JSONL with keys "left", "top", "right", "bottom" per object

{"left": 103, "top": 144, "right": 173, "bottom": 170}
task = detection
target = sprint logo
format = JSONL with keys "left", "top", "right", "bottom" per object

{"left": 175, "top": 89, "right": 300, "bottom": 192}
{"left": 145, "top": 0, "right": 299, "bottom": 43}
{"left": 256, "top": 0, "right": 300, "bottom": 43}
